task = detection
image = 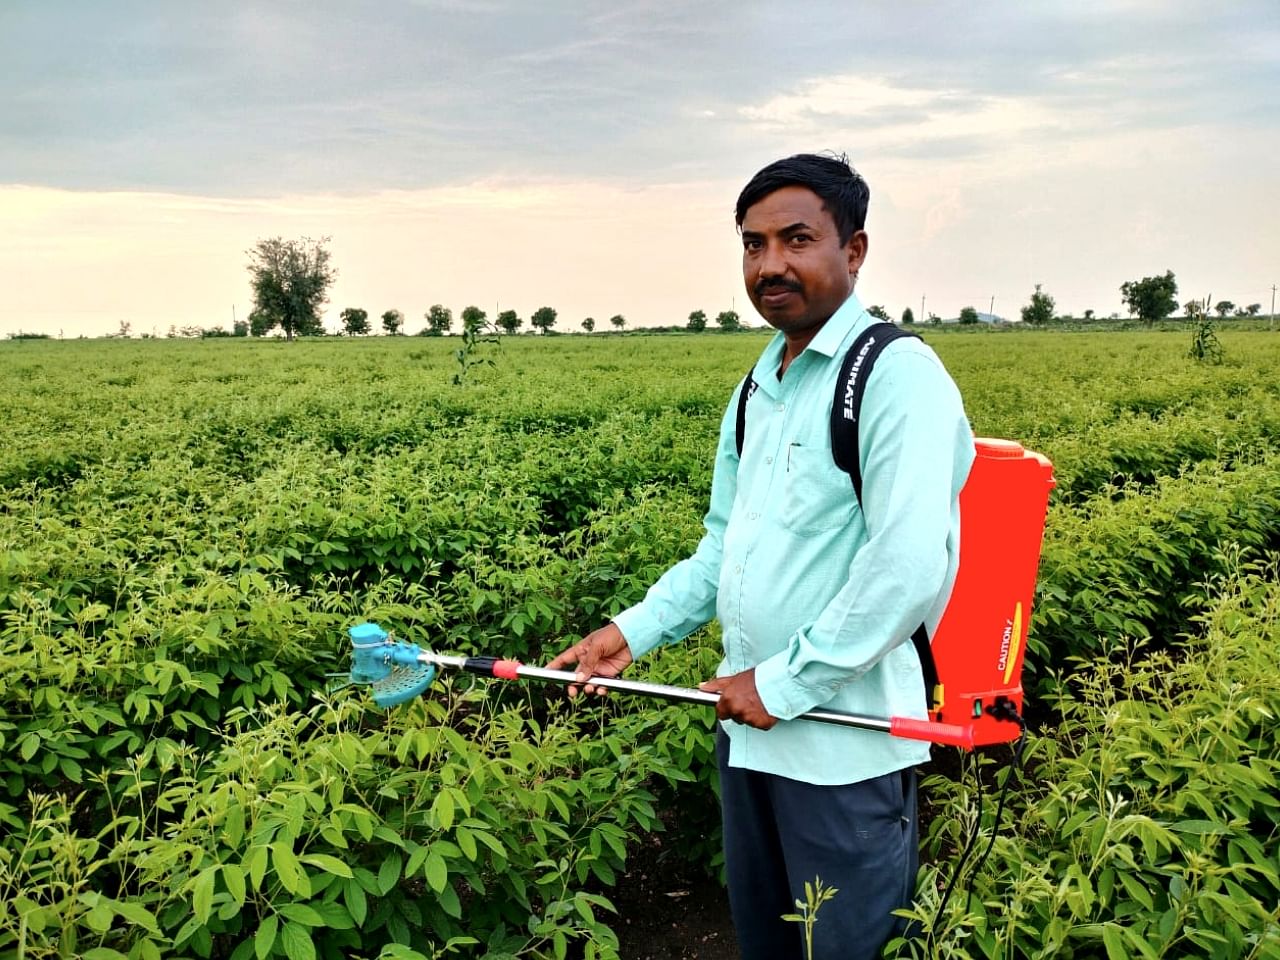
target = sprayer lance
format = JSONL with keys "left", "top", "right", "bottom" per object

{"left": 375, "top": 639, "right": 979, "bottom": 748}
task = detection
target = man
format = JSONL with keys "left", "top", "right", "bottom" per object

{"left": 549, "top": 153, "right": 974, "bottom": 960}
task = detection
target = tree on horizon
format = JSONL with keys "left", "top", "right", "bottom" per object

{"left": 531, "top": 306, "right": 558, "bottom": 334}
{"left": 340, "top": 307, "right": 370, "bottom": 336}
{"left": 1121, "top": 271, "right": 1178, "bottom": 326}
{"left": 245, "top": 236, "right": 336, "bottom": 341}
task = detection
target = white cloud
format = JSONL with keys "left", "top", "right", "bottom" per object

{"left": 738, "top": 74, "right": 1065, "bottom": 159}
{"left": 740, "top": 75, "right": 947, "bottom": 125}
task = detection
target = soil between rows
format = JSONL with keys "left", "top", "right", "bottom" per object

{"left": 610, "top": 830, "right": 738, "bottom": 960}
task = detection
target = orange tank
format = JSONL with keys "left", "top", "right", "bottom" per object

{"left": 928, "top": 438, "right": 1055, "bottom": 745}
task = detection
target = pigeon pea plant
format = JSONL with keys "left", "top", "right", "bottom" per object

{"left": 894, "top": 553, "right": 1280, "bottom": 959}
{"left": 4, "top": 330, "right": 1280, "bottom": 957}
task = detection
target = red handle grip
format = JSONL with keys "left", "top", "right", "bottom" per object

{"left": 890, "top": 717, "right": 976, "bottom": 749}
{"left": 493, "top": 659, "right": 521, "bottom": 680}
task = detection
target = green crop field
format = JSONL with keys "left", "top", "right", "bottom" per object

{"left": 3, "top": 329, "right": 1279, "bottom": 960}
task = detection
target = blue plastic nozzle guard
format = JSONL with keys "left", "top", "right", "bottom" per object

{"left": 387, "top": 642, "right": 425, "bottom": 667}
{"left": 349, "top": 622, "right": 392, "bottom": 684}
{"left": 349, "top": 622, "right": 388, "bottom": 645}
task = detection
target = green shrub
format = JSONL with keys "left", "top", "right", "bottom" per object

{"left": 5, "top": 331, "right": 1280, "bottom": 958}
{"left": 896, "top": 556, "right": 1280, "bottom": 959}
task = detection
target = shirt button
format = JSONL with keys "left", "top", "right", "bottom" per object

{"left": 765, "top": 456, "right": 773, "bottom": 464}
{"left": 775, "top": 403, "right": 785, "bottom": 412}
{"left": 735, "top": 565, "right": 743, "bottom": 574}
{"left": 749, "top": 512, "right": 760, "bottom": 520}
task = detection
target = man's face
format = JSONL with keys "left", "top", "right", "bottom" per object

{"left": 740, "top": 185, "right": 867, "bottom": 336}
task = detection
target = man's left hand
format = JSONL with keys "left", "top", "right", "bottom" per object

{"left": 700, "top": 669, "right": 778, "bottom": 730}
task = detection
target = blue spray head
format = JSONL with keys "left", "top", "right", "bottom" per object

{"left": 347, "top": 622, "right": 437, "bottom": 709}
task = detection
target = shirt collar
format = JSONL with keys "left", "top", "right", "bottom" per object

{"left": 806, "top": 290, "right": 871, "bottom": 357}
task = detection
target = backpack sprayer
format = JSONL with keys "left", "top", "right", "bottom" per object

{"left": 344, "top": 437, "right": 1055, "bottom": 751}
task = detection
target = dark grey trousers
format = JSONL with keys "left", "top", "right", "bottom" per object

{"left": 717, "top": 729, "right": 919, "bottom": 960}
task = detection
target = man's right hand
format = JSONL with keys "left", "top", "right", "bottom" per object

{"left": 547, "top": 622, "right": 633, "bottom": 698}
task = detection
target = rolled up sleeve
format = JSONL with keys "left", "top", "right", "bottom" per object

{"left": 612, "top": 386, "right": 742, "bottom": 659}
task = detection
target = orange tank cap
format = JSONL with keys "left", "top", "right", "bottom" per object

{"left": 973, "top": 437, "right": 1026, "bottom": 459}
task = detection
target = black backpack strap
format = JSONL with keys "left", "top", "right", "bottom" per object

{"left": 830, "top": 322, "right": 940, "bottom": 713}
{"left": 734, "top": 371, "right": 758, "bottom": 458}
{"left": 911, "top": 623, "right": 941, "bottom": 716}
{"left": 829, "top": 322, "right": 920, "bottom": 506}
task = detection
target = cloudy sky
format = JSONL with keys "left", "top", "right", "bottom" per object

{"left": 2, "top": 0, "right": 1277, "bottom": 336}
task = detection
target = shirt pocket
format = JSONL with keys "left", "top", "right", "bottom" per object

{"left": 779, "top": 445, "right": 856, "bottom": 536}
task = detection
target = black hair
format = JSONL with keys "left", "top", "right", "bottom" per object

{"left": 734, "top": 152, "right": 869, "bottom": 244}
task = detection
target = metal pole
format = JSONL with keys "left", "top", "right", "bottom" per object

{"left": 1271, "top": 285, "right": 1276, "bottom": 332}
{"left": 418, "top": 653, "right": 894, "bottom": 733}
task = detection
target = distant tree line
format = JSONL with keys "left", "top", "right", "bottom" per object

{"left": 890, "top": 273, "right": 1262, "bottom": 329}
{"left": 685, "top": 309, "right": 742, "bottom": 331}
{"left": 240, "top": 238, "right": 653, "bottom": 338}
{"left": 235, "top": 237, "right": 1270, "bottom": 342}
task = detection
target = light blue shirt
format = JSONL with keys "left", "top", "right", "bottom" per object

{"left": 613, "top": 292, "right": 974, "bottom": 784}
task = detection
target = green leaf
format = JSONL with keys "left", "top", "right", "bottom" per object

{"left": 280, "top": 921, "right": 316, "bottom": 960}
{"left": 309, "top": 901, "right": 354, "bottom": 930}
{"left": 224, "top": 803, "right": 246, "bottom": 848}
{"left": 246, "top": 844, "right": 269, "bottom": 891}
{"left": 431, "top": 789, "right": 455, "bottom": 830}
{"left": 283, "top": 793, "right": 306, "bottom": 841}
{"left": 456, "top": 826, "right": 477, "bottom": 861}
{"left": 405, "top": 842, "right": 429, "bottom": 879}
{"left": 84, "top": 901, "right": 115, "bottom": 933}
{"left": 377, "top": 852, "right": 402, "bottom": 895}
{"left": 298, "top": 853, "right": 353, "bottom": 878}
{"left": 192, "top": 865, "right": 218, "bottom": 923}
{"left": 1118, "top": 871, "right": 1155, "bottom": 911}
{"left": 223, "top": 864, "right": 247, "bottom": 907}
{"left": 1102, "top": 923, "right": 1128, "bottom": 960}
{"left": 1169, "top": 819, "right": 1223, "bottom": 835}
{"left": 424, "top": 851, "right": 448, "bottom": 894}
{"left": 115, "top": 900, "right": 160, "bottom": 934}
{"left": 343, "top": 879, "right": 368, "bottom": 927}
{"left": 472, "top": 829, "right": 506, "bottom": 857}
{"left": 58, "top": 757, "right": 83, "bottom": 782}
{"left": 1122, "top": 925, "right": 1162, "bottom": 960}
{"left": 273, "top": 842, "right": 303, "bottom": 895}
{"left": 437, "top": 882, "right": 462, "bottom": 919}
{"left": 278, "top": 903, "right": 325, "bottom": 927}
{"left": 254, "top": 915, "right": 279, "bottom": 960}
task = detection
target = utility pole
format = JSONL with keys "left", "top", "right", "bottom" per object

{"left": 1271, "top": 285, "right": 1276, "bottom": 332}
{"left": 921, "top": 294, "right": 926, "bottom": 323}
{"left": 989, "top": 295, "right": 995, "bottom": 319}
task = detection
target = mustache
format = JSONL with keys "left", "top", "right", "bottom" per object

{"left": 755, "top": 278, "right": 802, "bottom": 297}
